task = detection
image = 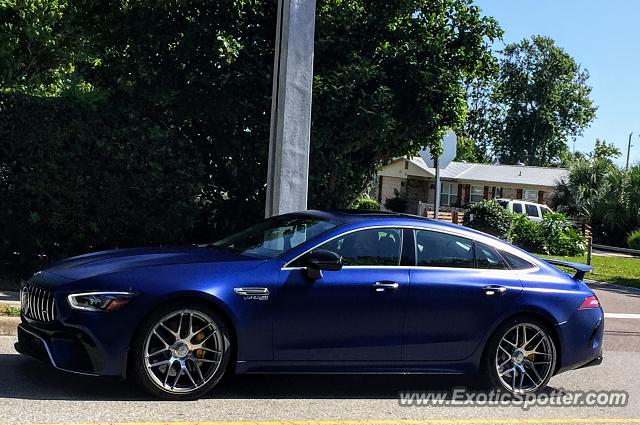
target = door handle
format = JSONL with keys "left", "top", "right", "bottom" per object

{"left": 483, "top": 285, "right": 507, "bottom": 296}
{"left": 372, "top": 281, "right": 399, "bottom": 292}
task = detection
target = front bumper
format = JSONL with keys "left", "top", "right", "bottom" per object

{"left": 15, "top": 324, "right": 99, "bottom": 376}
{"left": 16, "top": 303, "right": 138, "bottom": 377}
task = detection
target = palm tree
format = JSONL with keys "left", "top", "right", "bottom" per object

{"left": 551, "top": 160, "right": 640, "bottom": 246}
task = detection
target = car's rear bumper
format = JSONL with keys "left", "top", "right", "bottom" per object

{"left": 555, "top": 308, "right": 604, "bottom": 374}
{"left": 578, "top": 355, "right": 603, "bottom": 369}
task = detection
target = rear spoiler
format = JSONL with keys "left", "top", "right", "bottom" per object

{"left": 543, "top": 258, "right": 593, "bottom": 281}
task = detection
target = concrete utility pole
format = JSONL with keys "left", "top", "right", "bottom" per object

{"left": 265, "top": 0, "right": 317, "bottom": 218}
{"left": 626, "top": 132, "right": 634, "bottom": 169}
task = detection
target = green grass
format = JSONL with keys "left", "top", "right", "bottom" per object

{"left": 0, "top": 304, "right": 20, "bottom": 317}
{"left": 537, "top": 254, "right": 640, "bottom": 288}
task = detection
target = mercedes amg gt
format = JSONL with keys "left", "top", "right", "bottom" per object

{"left": 16, "top": 210, "right": 603, "bottom": 399}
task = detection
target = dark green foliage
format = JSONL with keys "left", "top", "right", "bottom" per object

{"left": 552, "top": 155, "right": 640, "bottom": 247}
{"left": 510, "top": 214, "right": 544, "bottom": 253}
{"left": 627, "top": 230, "right": 640, "bottom": 250}
{"left": 509, "top": 212, "right": 585, "bottom": 256}
{"left": 491, "top": 36, "right": 596, "bottom": 166}
{"left": 309, "top": 0, "right": 501, "bottom": 207}
{"left": 0, "top": 0, "right": 501, "bottom": 271}
{"left": 539, "top": 212, "right": 585, "bottom": 256}
{"left": 463, "top": 36, "right": 596, "bottom": 165}
{"left": 0, "top": 93, "right": 206, "bottom": 271}
{"left": 0, "top": 0, "right": 92, "bottom": 94}
{"left": 461, "top": 203, "right": 584, "bottom": 256}
{"left": 351, "top": 198, "right": 380, "bottom": 211}
{"left": 462, "top": 200, "right": 513, "bottom": 239}
{"left": 384, "top": 190, "right": 407, "bottom": 213}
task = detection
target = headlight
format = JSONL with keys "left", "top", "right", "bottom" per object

{"left": 67, "top": 292, "right": 136, "bottom": 312}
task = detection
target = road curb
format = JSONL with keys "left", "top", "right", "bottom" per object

{"left": 0, "top": 316, "right": 19, "bottom": 336}
{"left": 586, "top": 279, "right": 640, "bottom": 294}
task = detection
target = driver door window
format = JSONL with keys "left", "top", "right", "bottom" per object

{"left": 299, "top": 228, "right": 402, "bottom": 266}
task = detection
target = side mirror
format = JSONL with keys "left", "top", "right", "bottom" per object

{"left": 305, "top": 249, "right": 342, "bottom": 280}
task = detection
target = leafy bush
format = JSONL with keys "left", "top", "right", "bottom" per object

{"left": 627, "top": 229, "right": 640, "bottom": 250}
{"left": 384, "top": 189, "right": 407, "bottom": 213}
{"left": 540, "top": 212, "right": 585, "bottom": 256}
{"left": 463, "top": 200, "right": 513, "bottom": 239}
{"left": 351, "top": 198, "right": 380, "bottom": 211}
{"left": 0, "top": 93, "right": 206, "bottom": 274}
{"left": 510, "top": 214, "right": 545, "bottom": 253}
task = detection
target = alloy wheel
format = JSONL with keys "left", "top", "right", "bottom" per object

{"left": 495, "top": 322, "right": 555, "bottom": 394}
{"left": 143, "top": 309, "right": 223, "bottom": 394}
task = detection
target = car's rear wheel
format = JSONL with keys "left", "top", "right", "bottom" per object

{"left": 484, "top": 316, "right": 556, "bottom": 394}
{"left": 131, "top": 302, "right": 231, "bottom": 400}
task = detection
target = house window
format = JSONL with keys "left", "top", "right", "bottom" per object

{"left": 440, "top": 182, "right": 458, "bottom": 206}
{"left": 523, "top": 189, "right": 538, "bottom": 202}
{"left": 470, "top": 185, "right": 484, "bottom": 203}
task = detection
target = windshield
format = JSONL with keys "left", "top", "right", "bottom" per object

{"left": 211, "top": 215, "right": 341, "bottom": 259}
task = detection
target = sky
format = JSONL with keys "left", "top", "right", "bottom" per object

{"left": 474, "top": 0, "right": 640, "bottom": 166}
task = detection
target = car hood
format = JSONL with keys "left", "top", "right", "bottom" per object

{"left": 43, "top": 246, "right": 266, "bottom": 281}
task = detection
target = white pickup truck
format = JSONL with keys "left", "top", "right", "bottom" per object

{"left": 495, "top": 198, "right": 552, "bottom": 223}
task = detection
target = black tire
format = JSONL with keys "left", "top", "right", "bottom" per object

{"left": 130, "top": 301, "right": 231, "bottom": 400}
{"left": 482, "top": 315, "right": 556, "bottom": 394}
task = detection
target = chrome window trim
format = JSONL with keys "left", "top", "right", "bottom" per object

{"left": 282, "top": 224, "right": 539, "bottom": 272}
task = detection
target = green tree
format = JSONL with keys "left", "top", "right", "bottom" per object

{"left": 458, "top": 77, "right": 499, "bottom": 163}
{"left": 1, "top": 0, "right": 502, "bottom": 270}
{"left": 0, "top": 0, "right": 93, "bottom": 94}
{"left": 552, "top": 158, "right": 640, "bottom": 247}
{"left": 591, "top": 138, "right": 621, "bottom": 161}
{"left": 310, "top": 0, "right": 501, "bottom": 207}
{"left": 492, "top": 36, "right": 596, "bottom": 166}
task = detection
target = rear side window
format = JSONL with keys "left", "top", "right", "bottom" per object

{"left": 525, "top": 204, "right": 540, "bottom": 217}
{"left": 513, "top": 203, "right": 523, "bottom": 214}
{"left": 476, "top": 243, "right": 508, "bottom": 270}
{"left": 500, "top": 251, "right": 534, "bottom": 270}
{"left": 416, "top": 230, "right": 474, "bottom": 268}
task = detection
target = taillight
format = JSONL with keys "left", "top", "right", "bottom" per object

{"left": 579, "top": 295, "right": 600, "bottom": 309}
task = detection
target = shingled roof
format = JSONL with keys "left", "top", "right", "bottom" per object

{"left": 405, "top": 157, "right": 568, "bottom": 187}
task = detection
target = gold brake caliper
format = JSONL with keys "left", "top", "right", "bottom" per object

{"left": 194, "top": 331, "right": 206, "bottom": 359}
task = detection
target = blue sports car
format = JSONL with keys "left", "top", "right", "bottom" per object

{"left": 16, "top": 210, "right": 603, "bottom": 399}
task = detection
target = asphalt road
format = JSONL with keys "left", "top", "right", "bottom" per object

{"left": 0, "top": 282, "right": 638, "bottom": 425}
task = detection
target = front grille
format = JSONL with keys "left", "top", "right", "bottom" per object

{"left": 20, "top": 283, "right": 56, "bottom": 322}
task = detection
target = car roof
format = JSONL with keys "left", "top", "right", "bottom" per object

{"left": 298, "top": 208, "right": 429, "bottom": 222}
{"left": 296, "top": 209, "right": 470, "bottom": 233}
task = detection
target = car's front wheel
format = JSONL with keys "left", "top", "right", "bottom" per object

{"left": 131, "top": 302, "right": 231, "bottom": 400}
{"left": 484, "top": 316, "right": 557, "bottom": 394}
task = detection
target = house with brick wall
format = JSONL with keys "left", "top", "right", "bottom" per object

{"left": 376, "top": 157, "right": 568, "bottom": 214}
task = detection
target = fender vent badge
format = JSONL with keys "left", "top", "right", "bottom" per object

{"left": 234, "top": 287, "right": 270, "bottom": 301}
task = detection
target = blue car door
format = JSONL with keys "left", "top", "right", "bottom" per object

{"left": 403, "top": 229, "right": 523, "bottom": 361}
{"left": 274, "top": 227, "right": 409, "bottom": 361}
